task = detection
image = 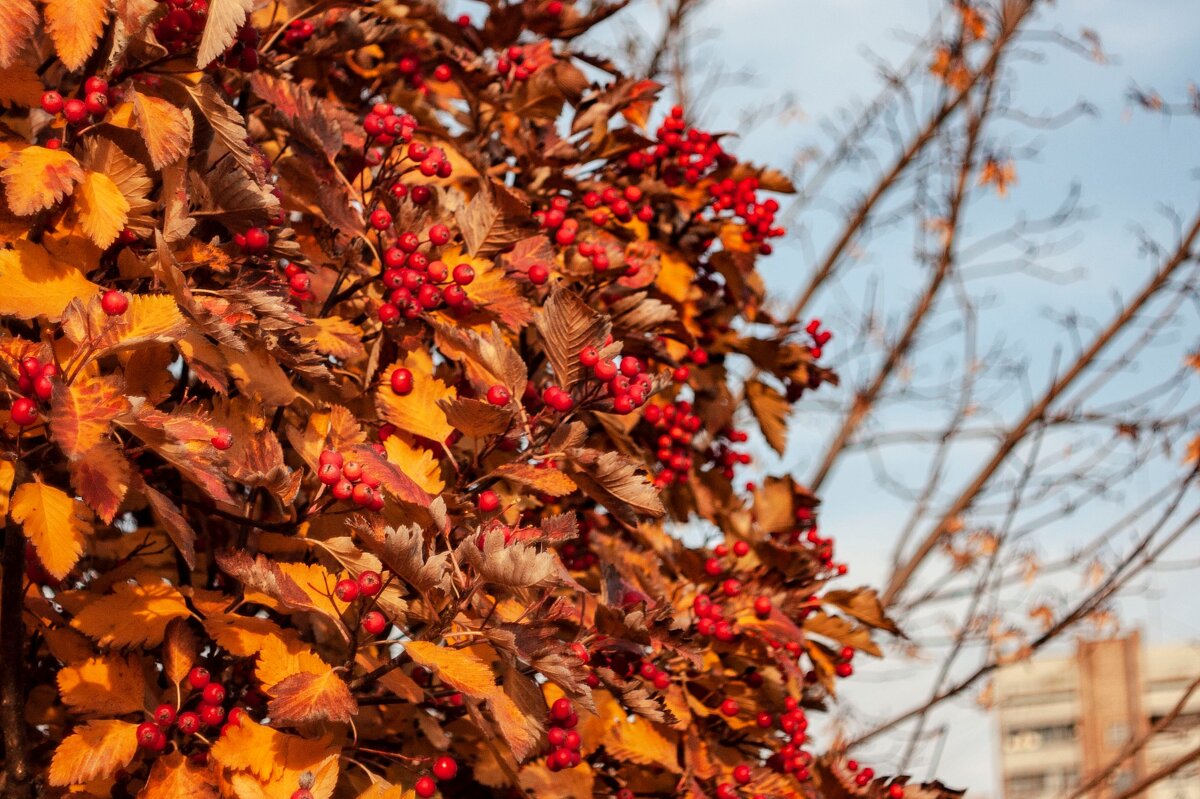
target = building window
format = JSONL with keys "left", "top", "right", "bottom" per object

{"left": 1007, "top": 774, "right": 1047, "bottom": 798}
{"left": 1003, "top": 723, "right": 1078, "bottom": 752}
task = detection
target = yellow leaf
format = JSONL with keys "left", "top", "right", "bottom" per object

{"left": 57, "top": 653, "right": 146, "bottom": 715}
{"left": 141, "top": 752, "right": 219, "bottom": 799}
{"left": 210, "top": 719, "right": 337, "bottom": 785}
{"left": 301, "top": 316, "right": 367, "bottom": 361}
{"left": 11, "top": 479, "right": 93, "bottom": 580}
{"left": 81, "top": 136, "right": 154, "bottom": 233}
{"left": 603, "top": 715, "right": 681, "bottom": 772}
{"left": 0, "top": 0, "right": 38, "bottom": 69}
{"left": 132, "top": 90, "right": 194, "bottom": 169}
{"left": 203, "top": 612, "right": 286, "bottom": 657}
{"left": 442, "top": 246, "right": 533, "bottom": 330}
{"left": 48, "top": 719, "right": 139, "bottom": 786}
{"left": 376, "top": 348, "right": 456, "bottom": 444}
{"left": 255, "top": 632, "right": 331, "bottom": 690}
{"left": 197, "top": 0, "right": 253, "bottom": 68}
{"left": 0, "top": 145, "right": 84, "bottom": 215}
{"left": 71, "top": 581, "right": 190, "bottom": 647}
{"left": 519, "top": 761, "right": 595, "bottom": 799}
{"left": 403, "top": 640, "right": 497, "bottom": 698}
{"left": 76, "top": 170, "right": 130, "bottom": 248}
{"left": 105, "top": 294, "right": 190, "bottom": 351}
{"left": 0, "top": 459, "right": 13, "bottom": 516}
{"left": 384, "top": 435, "right": 445, "bottom": 494}
{"left": 50, "top": 374, "right": 128, "bottom": 459}
{"left": 657, "top": 251, "right": 698, "bottom": 304}
{"left": 0, "top": 239, "right": 101, "bottom": 321}
{"left": 43, "top": 0, "right": 108, "bottom": 72}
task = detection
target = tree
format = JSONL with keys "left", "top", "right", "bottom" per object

{"left": 0, "top": 2, "right": 945, "bottom": 799}
{"left": 631, "top": 0, "right": 1200, "bottom": 789}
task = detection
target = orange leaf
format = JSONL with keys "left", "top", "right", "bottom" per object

{"left": 255, "top": 632, "right": 331, "bottom": 689}
{"left": 69, "top": 441, "right": 131, "bottom": 523}
{"left": 50, "top": 374, "right": 128, "bottom": 459}
{"left": 56, "top": 653, "right": 146, "bottom": 716}
{"left": 267, "top": 669, "right": 358, "bottom": 725}
{"left": 70, "top": 581, "right": 190, "bottom": 647}
{"left": 48, "top": 720, "right": 139, "bottom": 786}
{"left": 383, "top": 435, "right": 445, "bottom": 495}
{"left": 141, "top": 752, "right": 219, "bottom": 799}
{"left": 76, "top": 169, "right": 130, "bottom": 248}
{"left": 132, "top": 90, "right": 194, "bottom": 169}
{"left": 43, "top": 0, "right": 108, "bottom": 72}
{"left": 210, "top": 719, "right": 339, "bottom": 789}
{"left": 403, "top": 640, "right": 497, "bottom": 699}
{"left": 0, "top": 0, "right": 38, "bottom": 68}
{"left": 11, "top": 479, "right": 93, "bottom": 581}
{"left": 0, "top": 240, "right": 101, "bottom": 321}
{"left": 1, "top": 145, "right": 83, "bottom": 215}
{"left": 376, "top": 348, "right": 456, "bottom": 445}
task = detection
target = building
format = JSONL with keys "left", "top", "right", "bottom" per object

{"left": 995, "top": 633, "right": 1200, "bottom": 799}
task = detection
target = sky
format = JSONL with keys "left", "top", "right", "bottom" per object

{"left": 454, "top": 0, "right": 1200, "bottom": 794}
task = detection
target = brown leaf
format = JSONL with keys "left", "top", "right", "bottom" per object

{"left": 355, "top": 521, "right": 452, "bottom": 595}
{"left": 564, "top": 448, "right": 664, "bottom": 525}
{"left": 196, "top": 0, "right": 253, "bottom": 68}
{"left": 822, "top": 588, "right": 902, "bottom": 635}
{"left": 143, "top": 483, "right": 198, "bottom": 568}
{"left": 457, "top": 529, "right": 557, "bottom": 588}
{"left": 248, "top": 73, "right": 345, "bottom": 159}
{"left": 746, "top": 378, "right": 790, "bottom": 454}
{"left": 131, "top": 90, "right": 194, "bottom": 170}
{"left": 457, "top": 181, "right": 535, "bottom": 257}
{"left": 0, "top": 0, "right": 38, "bottom": 68}
{"left": 268, "top": 670, "right": 358, "bottom": 725}
{"left": 439, "top": 397, "right": 512, "bottom": 438}
{"left": 490, "top": 462, "right": 577, "bottom": 497}
{"left": 534, "top": 287, "right": 612, "bottom": 390}
{"left": 163, "top": 617, "right": 200, "bottom": 687}
{"left": 69, "top": 441, "right": 130, "bottom": 523}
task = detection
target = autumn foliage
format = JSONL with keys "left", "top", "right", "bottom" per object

{"left": 0, "top": 2, "right": 959, "bottom": 799}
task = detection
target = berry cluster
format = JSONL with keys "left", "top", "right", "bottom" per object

{"left": 805, "top": 317, "right": 833, "bottom": 360}
{"left": 774, "top": 506, "right": 848, "bottom": 577}
{"left": 544, "top": 698, "right": 583, "bottom": 772}
{"left": 581, "top": 185, "right": 655, "bottom": 228}
{"left": 763, "top": 698, "right": 814, "bottom": 779}
{"left": 692, "top": 592, "right": 739, "bottom": 643}
{"left": 640, "top": 399, "right": 752, "bottom": 487}
{"left": 10, "top": 356, "right": 57, "bottom": 427}
{"left": 578, "top": 348, "right": 653, "bottom": 415}
{"left": 334, "top": 569, "right": 390, "bottom": 636}
{"left": 626, "top": 106, "right": 735, "bottom": 186}
{"left": 282, "top": 18, "right": 317, "bottom": 48}
{"left": 496, "top": 45, "right": 544, "bottom": 83}
{"left": 558, "top": 516, "right": 597, "bottom": 570}
{"left": 708, "top": 175, "right": 785, "bottom": 254}
{"left": 395, "top": 52, "right": 453, "bottom": 95}
{"left": 317, "top": 449, "right": 385, "bottom": 511}
{"left": 234, "top": 226, "right": 271, "bottom": 254}
{"left": 282, "top": 260, "right": 314, "bottom": 302}
{"left": 135, "top": 666, "right": 244, "bottom": 754}
{"left": 413, "top": 755, "right": 458, "bottom": 797}
{"left": 362, "top": 105, "right": 418, "bottom": 149}
{"left": 535, "top": 196, "right": 579, "bottom": 247}
{"left": 152, "top": 0, "right": 210, "bottom": 53}
{"left": 377, "top": 229, "right": 478, "bottom": 323}
{"left": 40, "top": 76, "right": 112, "bottom": 126}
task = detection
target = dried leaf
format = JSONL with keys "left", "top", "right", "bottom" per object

{"left": 746, "top": 378, "right": 790, "bottom": 454}
{"left": 69, "top": 441, "right": 131, "bottom": 523}
{"left": 132, "top": 90, "right": 194, "bottom": 169}
{"left": 0, "top": 0, "right": 38, "bottom": 68}
{"left": 534, "top": 287, "right": 612, "bottom": 389}
{"left": 197, "top": 0, "right": 253, "bottom": 68}
{"left": 457, "top": 181, "right": 534, "bottom": 257}
{"left": 458, "top": 529, "right": 557, "bottom": 588}
{"left": 163, "top": 617, "right": 200, "bottom": 686}
{"left": 564, "top": 448, "right": 664, "bottom": 524}
{"left": 490, "top": 462, "right": 577, "bottom": 497}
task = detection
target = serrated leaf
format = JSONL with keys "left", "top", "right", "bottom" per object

{"left": 0, "top": 0, "right": 38, "bottom": 68}
{"left": 356, "top": 521, "right": 451, "bottom": 595}
{"left": 248, "top": 72, "right": 345, "bottom": 158}
{"left": 404, "top": 640, "right": 497, "bottom": 698}
{"left": 210, "top": 719, "right": 339, "bottom": 792}
{"left": 438, "top": 396, "right": 512, "bottom": 438}
{"left": 1, "top": 146, "right": 83, "bottom": 215}
{"left": 534, "top": 287, "right": 612, "bottom": 389}
{"left": 216, "top": 552, "right": 351, "bottom": 641}
{"left": 71, "top": 582, "right": 190, "bottom": 647}
{"left": 268, "top": 669, "right": 358, "bottom": 725}
{"left": 50, "top": 374, "right": 128, "bottom": 459}
{"left": 603, "top": 715, "right": 680, "bottom": 772}
{"left": 746, "top": 378, "right": 790, "bottom": 454}
{"left": 11, "top": 480, "right": 93, "bottom": 580}
{"left": 144, "top": 483, "right": 198, "bottom": 568}
{"left": 81, "top": 136, "right": 154, "bottom": 234}
{"left": 163, "top": 617, "right": 200, "bottom": 686}
{"left": 184, "top": 81, "right": 261, "bottom": 178}
{"left": 132, "top": 90, "right": 194, "bottom": 169}
{"left": 57, "top": 653, "right": 146, "bottom": 716}
{"left": 458, "top": 528, "right": 557, "bottom": 588}
{"left": 301, "top": 316, "right": 366, "bottom": 361}
{"left": 197, "top": 0, "right": 253, "bottom": 68}
{"left": 457, "top": 181, "right": 533, "bottom": 257}
{"left": 0, "top": 240, "right": 101, "bottom": 321}
{"left": 69, "top": 441, "right": 130, "bottom": 523}
{"left": 564, "top": 448, "right": 664, "bottom": 525}
{"left": 383, "top": 435, "right": 445, "bottom": 495}
{"left": 43, "top": 0, "right": 108, "bottom": 72}
{"left": 141, "top": 752, "right": 219, "bottom": 799}
{"left": 490, "top": 462, "right": 577, "bottom": 497}
{"left": 75, "top": 169, "right": 130, "bottom": 248}
{"left": 48, "top": 720, "right": 139, "bottom": 786}
{"left": 432, "top": 320, "right": 528, "bottom": 395}
{"left": 376, "top": 349, "right": 456, "bottom": 445}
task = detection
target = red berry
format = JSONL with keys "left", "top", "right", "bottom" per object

{"left": 720, "top": 699, "right": 739, "bottom": 717}
{"left": 452, "top": 263, "right": 475, "bottom": 285}
{"left": 357, "top": 570, "right": 382, "bottom": 596}
{"left": 429, "top": 224, "right": 451, "bottom": 245}
{"left": 176, "top": 711, "right": 200, "bottom": 735}
{"left": 432, "top": 756, "right": 457, "bottom": 781}
{"left": 433, "top": 64, "right": 453, "bottom": 82}
{"left": 578, "top": 346, "right": 599, "bottom": 367}
{"left": 84, "top": 76, "right": 109, "bottom": 95}
{"left": 889, "top": 786, "right": 906, "bottom": 799}
{"left": 199, "top": 702, "right": 225, "bottom": 726}
{"left": 101, "top": 290, "right": 129, "bottom": 315}
{"left": 153, "top": 703, "right": 176, "bottom": 727}
{"left": 292, "top": 790, "right": 315, "bottom": 799}
{"left": 593, "top": 360, "right": 617, "bottom": 380}
{"left": 836, "top": 662, "right": 854, "bottom": 678}
{"left": 551, "top": 697, "right": 572, "bottom": 721}
{"left": 486, "top": 385, "right": 510, "bottom": 406}
{"left": 361, "top": 610, "right": 387, "bottom": 635}
{"left": 136, "top": 721, "right": 160, "bottom": 748}
{"left": 63, "top": 99, "right": 88, "bottom": 124}
{"left": 318, "top": 463, "right": 342, "bottom": 485}
{"left": 187, "top": 666, "right": 211, "bottom": 689}
{"left": 211, "top": 428, "right": 233, "bottom": 450}
{"left": 753, "top": 596, "right": 772, "bottom": 617}
{"left": 202, "top": 682, "right": 226, "bottom": 705}
{"left": 414, "top": 776, "right": 437, "bottom": 798}
{"left": 240, "top": 227, "right": 267, "bottom": 253}
{"left": 84, "top": 91, "right": 108, "bottom": 116}
{"left": 528, "top": 263, "right": 549, "bottom": 284}
{"left": 10, "top": 398, "right": 38, "bottom": 426}
{"left": 478, "top": 490, "right": 500, "bottom": 513}
{"left": 620, "top": 356, "right": 641, "bottom": 377}
{"left": 370, "top": 208, "right": 393, "bottom": 230}
{"left": 390, "top": 367, "right": 414, "bottom": 395}
{"left": 734, "top": 765, "right": 752, "bottom": 785}
{"left": 40, "top": 90, "right": 64, "bottom": 115}
{"left": 733, "top": 540, "right": 750, "bottom": 557}
{"left": 335, "top": 578, "right": 359, "bottom": 602}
